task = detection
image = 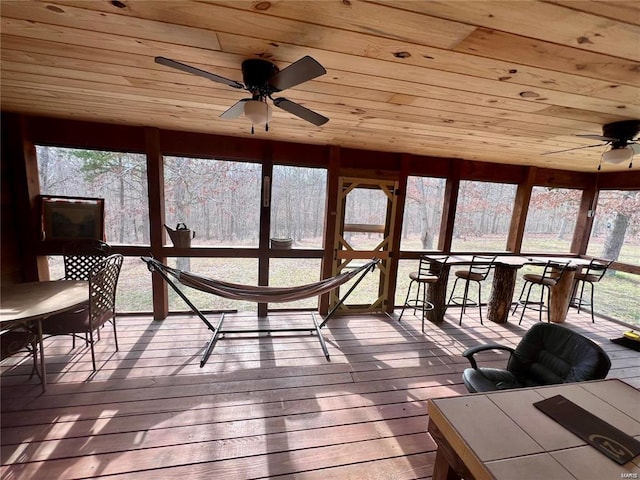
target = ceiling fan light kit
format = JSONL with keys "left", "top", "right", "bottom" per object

{"left": 154, "top": 55, "right": 328, "bottom": 132}
{"left": 543, "top": 120, "right": 639, "bottom": 170}
{"left": 244, "top": 99, "right": 272, "bottom": 126}
{"left": 601, "top": 146, "right": 634, "bottom": 164}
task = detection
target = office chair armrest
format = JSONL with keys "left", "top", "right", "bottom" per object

{"left": 462, "top": 343, "right": 515, "bottom": 369}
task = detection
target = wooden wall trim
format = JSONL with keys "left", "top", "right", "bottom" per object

{"left": 1, "top": 113, "right": 47, "bottom": 282}
{"left": 26, "top": 116, "right": 145, "bottom": 153}
{"left": 18, "top": 114, "right": 636, "bottom": 191}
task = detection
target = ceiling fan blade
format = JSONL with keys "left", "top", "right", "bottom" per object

{"left": 576, "top": 134, "right": 617, "bottom": 142}
{"left": 273, "top": 98, "right": 329, "bottom": 126}
{"left": 270, "top": 56, "right": 326, "bottom": 91}
{"left": 541, "top": 143, "right": 609, "bottom": 155}
{"left": 155, "top": 56, "right": 244, "bottom": 89}
{"left": 220, "top": 99, "right": 250, "bottom": 119}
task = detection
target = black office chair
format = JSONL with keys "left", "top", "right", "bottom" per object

{"left": 512, "top": 260, "right": 569, "bottom": 324}
{"left": 398, "top": 255, "right": 449, "bottom": 333}
{"left": 570, "top": 258, "right": 613, "bottom": 323}
{"left": 461, "top": 322, "right": 611, "bottom": 393}
{"left": 447, "top": 255, "right": 495, "bottom": 325}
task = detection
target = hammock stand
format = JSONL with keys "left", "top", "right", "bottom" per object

{"left": 141, "top": 257, "right": 379, "bottom": 366}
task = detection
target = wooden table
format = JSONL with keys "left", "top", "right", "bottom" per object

{"left": 1, "top": 280, "right": 89, "bottom": 391}
{"left": 422, "top": 255, "right": 591, "bottom": 324}
{"left": 427, "top": 379, "right": 640, "bottom": 480}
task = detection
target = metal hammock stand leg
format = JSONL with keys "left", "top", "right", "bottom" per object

{"left": 142, "top": 257, "right": 378, "bottom": 366}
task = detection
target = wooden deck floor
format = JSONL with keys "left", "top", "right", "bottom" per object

{"left": 1, "top": 308, "right": 638, "bottom": 479}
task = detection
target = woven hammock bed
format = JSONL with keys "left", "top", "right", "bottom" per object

{"left": 141, "top": 257, "right": 379, "bottom": 365}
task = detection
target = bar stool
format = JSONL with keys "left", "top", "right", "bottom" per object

{"left": 447, "top": 255, "right": 496, "bottom": 325}
{"left": 570, "top": 258, "right": 613, "bottom": 323}
{"left": 512, "top": 260, "right": 569, "bottom": 324}
{"left": 399, "top": 255, "right": 449, "bottom": 332}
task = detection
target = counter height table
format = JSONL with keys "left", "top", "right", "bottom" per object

{"left": 427, "top": 378, "right": 640, "bottom": 480}
{"left": 420, "top": 255, "right": 592, "bottom": 324}
{"left": 1, "top": 280, "right": 89, "bottom": 391}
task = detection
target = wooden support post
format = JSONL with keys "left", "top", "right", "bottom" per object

{"left": 145, "top": 127, "right": 169, "bottom": 320}
{"left": 438, "top": 161, "right": 460, "bottom": 253}
{"left": 507, "top": 167, "right": 536, "bottom": 253}
{"left": 319, "top": 146, "right": 340, "bottom": 315}
{"left": 570, "top": 180, "right": 598, "bottom": 255}
{"left": 258, "top": 146, "right": 273, "bottom": 318}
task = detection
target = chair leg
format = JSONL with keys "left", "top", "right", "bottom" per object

{"left": 544, "top": 285, "right": 551, "bottom": 323}
{"left": 447, "top": 277, "right": 460, "bottom": 306}
{"left": 589, "top": 282, "right": 595, "bottom": 323}
{"left": 518, "top": 281, "right": 534, "bottom": 325}
{"left": 477, "top": 281, "right": 483, "bottom": 325}
{"left": 459, "top": 279, "right": 471, "bottom": 326}
{"left": 577, "top": 280, "right": 586, "bottom": 313}
{"left": 512, "top": 282, "right": 526, "bottom": 316}
{"left": 112, "top": 317, "right": 119, "bottom": 351}
{"left": 398, "top": 280, "right": 414, "bottom": 321}
{"left": 88, "top": 329, "right": 97, "bottom": 372}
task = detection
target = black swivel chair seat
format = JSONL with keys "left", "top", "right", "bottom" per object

{"left": 461, "top": 322, "right": 611, "bottom": 393}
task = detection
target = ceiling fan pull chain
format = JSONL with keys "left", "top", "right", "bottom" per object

{"left": 251, "top": 124, "right": 255, "bottom": 135}
{"left": 265, "top": 122, "right": 269, "bottom": 132}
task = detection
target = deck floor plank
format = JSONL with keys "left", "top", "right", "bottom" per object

{"left": 1, "top": 309, "right": 637, "bottom": 479}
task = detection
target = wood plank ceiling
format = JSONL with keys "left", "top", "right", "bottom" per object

{"left": 1, "top": 0, "right": 639, "bottom": 172}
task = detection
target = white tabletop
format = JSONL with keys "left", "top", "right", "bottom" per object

{"left": 428, "top": 379, "right": 640, "bottom": 480}
{"left": 0, "top": 280, "right": 89, "bottom": 324}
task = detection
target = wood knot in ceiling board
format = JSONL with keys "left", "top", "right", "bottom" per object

{"left": 393, "top": 51, "right": 411, "bottom": 59}
{"left": 498, "top": 76, "right": 512, "bottom": 81}
{"left": 45, "top": 5, "right": 65, "bottom": 13}
{"left": 110, "top": 0, "right": 127, "bottom": 9}
{"left": 254, "top": 2, "right": 271, "bottom": 11}
{"left": 519, "top": 91, "right": 540, "bottom": 98}
{"left": 577, "top": 36, "right": 594, "bottom": 45}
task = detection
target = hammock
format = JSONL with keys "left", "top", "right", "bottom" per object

{"left": 141, "top": 257, "right": 379, "bottom": 365}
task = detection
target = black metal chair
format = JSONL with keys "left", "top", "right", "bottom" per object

{"left": 398, "top": 255, "right": 449, "bottom": 332}
{"left": 447, "top": 255, "right": 496, "bottom": 325}
{"left": 461, "top": 322, "right": 611, "bottom": 393}
{"left": 570, "top": 258, "right": 613, "bottom": 323}
{"left": 43, "top": 254, "right": 123, "bottom": 371}
{"left": 512, "top": 260, "right": 570, "bottom": 324}
{"left": 62, "top": 239, "right": 112, "bottom": 280}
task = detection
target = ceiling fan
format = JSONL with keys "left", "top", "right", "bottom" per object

{"left": 155, "top": 55, "right": 329, "bottom": 132}
{"left": 543, "top": 120, "right": 640, "bottom": 169}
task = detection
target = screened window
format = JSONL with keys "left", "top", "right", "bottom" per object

{"left": 451, "top": 180, "right": 516, "bottom": 251}
{"left": 521, "top": 187, "right": 581, "bottom": 253}
{"left": 401, "top": 176, "right": 446, "bottom": 251}
{"left": 164, "top": 157, "right": 261, "bottom": 247}
{"left": 37, "top": 146, "right": 149, "bottom": 245}
{"left": 269, "top": 258, "right": 322, "bottom": 310}
{"left": 270, "top": 165, "right": 326, "bottom": 249}
{"left": 587, "top": 190, "right": 640, "bottom": 265}
{"left": 167, "top": 257, "right": 258, "bottom": 312}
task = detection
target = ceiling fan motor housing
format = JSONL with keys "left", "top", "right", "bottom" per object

{"left": 241, "top": 59, "right": 280, "bottom": 94}
{"left": 602, "top": 120, "right": 640, "bottom": 141}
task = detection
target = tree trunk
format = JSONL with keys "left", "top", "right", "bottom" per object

{"left": 602, "top": 211, "right": 629, "bottom": 261}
